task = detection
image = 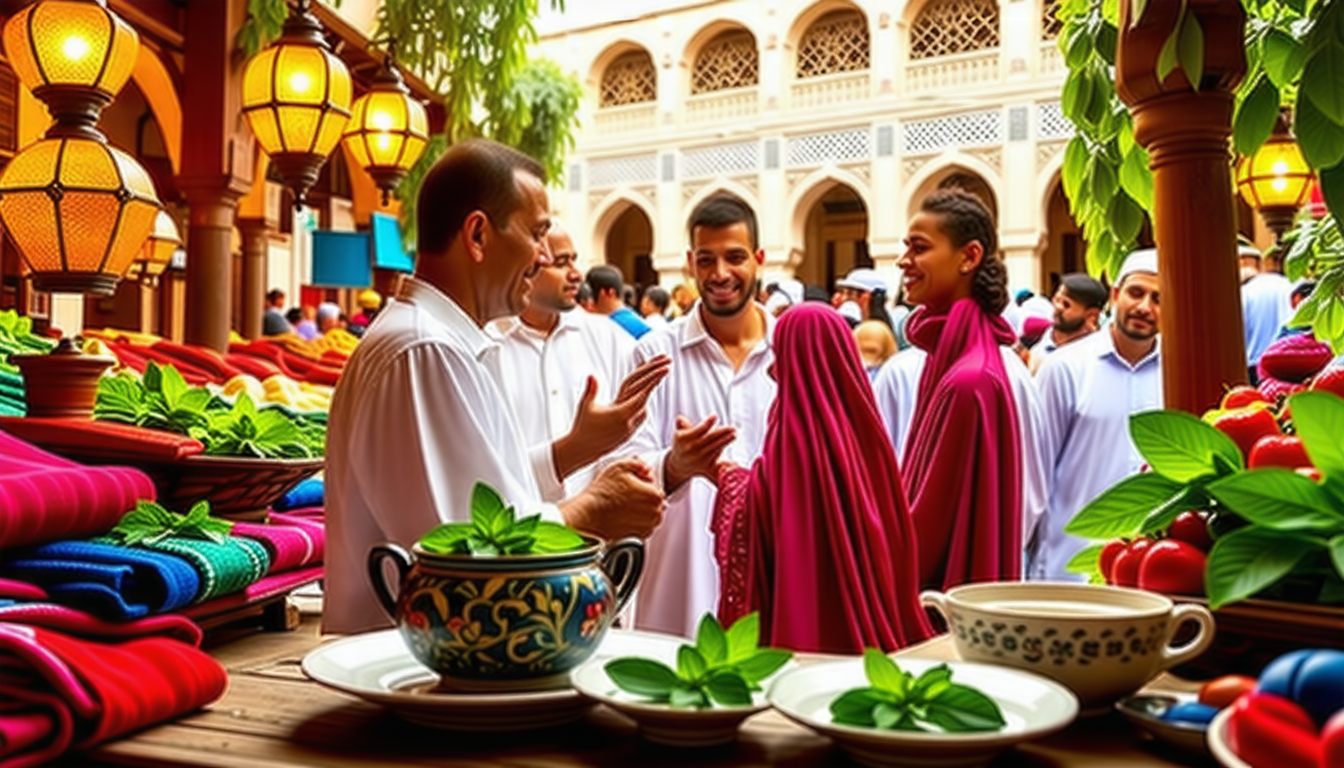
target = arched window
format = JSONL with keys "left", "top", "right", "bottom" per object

{"left": 599, "top": 50, "right": 657, "bottom": 107}
{"left": 909, "top": 0, "right": 1000, "bottom": 60}
{"left": 691, "top": 30, "right": 759, "bottom": 94}
{"left": 796, "top": 9, "right": 870, "bottom": 78}
{"left": 1042, "top": 0, "right": 1063, "bottom": 39}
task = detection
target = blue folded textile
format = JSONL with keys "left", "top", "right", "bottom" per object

{"left": 274, "top": 477, "right": 323, "bottom": 511}
{"left": 5, "top": 541, "right": 200, "bottom": 621}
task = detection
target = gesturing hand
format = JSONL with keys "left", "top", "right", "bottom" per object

{"left": 562, "top": 457, "right": 666, "bottom": 540}
{"left": 664, "top": 415, "right": 737, "bottom": 492}
{"left": 553, "top": 355, "right": 671, "bottom": 480}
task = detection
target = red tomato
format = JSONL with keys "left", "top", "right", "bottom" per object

{"left": 1167, "top": 511, "right": 1213, "bottom": 552}
{"left": 1223, "top": 385, "right": 1272, "bottom": 409}
{"left": 1111, "top": 538, "right": 1153, "bottom": 588}
{"left": 1310, "top": 367, "right": 1344, "bottom": 401}
{"left": 1248, "top": 435, "right": 1314, "bottom": 470}
{"left": 1198, "top": 675, "right": 1257, "bottom": 708}
{"left": 1137, "top": 539, "right": 1207, "bottom": 595}
{"left": 1099, "top": 539, "right": 1128, "bottom": 584}
{"left": 1212, "top": 406, "right": 1282, "bottom": 462}
{"left": 1226, "top": 692, "right": 1321, "bottom": 768}
{"left": 1322, "top": 709, "right": 1344, "bottom": 768}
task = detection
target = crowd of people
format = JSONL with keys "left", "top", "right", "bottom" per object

{"left": 261, "top": 288, "right": 388, "bottom": 341}
{"left": 320, "top": 137, "right": 1292, "bottom": 655}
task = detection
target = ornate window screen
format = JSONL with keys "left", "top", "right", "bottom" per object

{"left": 796, "top": 10, "right": 870, "bottom": 78}
{"left": 600, "top": 50, "right": 657, "bottom": 107}
{"left": 909, "top": 0, "right": 1000, "bottom": 59}
{"left": 1042, "top": 0, "right": 1063, "bottom": 39}
{"left": 787, "top": 128, "right": 870, "bottom": 167}
{"left": 588, "top": 154, "right": 658, "bottom": 189}
{"left": 691, "top": 30, "right": 759, "bottom": 94}
{"left": 902, "top": 111, "right": 1003, "bottom": 154}
{"left": 1038, "top": 102, "right": 1074, "bottom": 140}
{"left": 682, "top": 141, "right": 760, "bottom": 179}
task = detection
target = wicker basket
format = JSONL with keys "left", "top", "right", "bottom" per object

{"left": 1170, "top": 595, "right": 1344, "bottom": 679}
{"left": 140, "top": 454, "right": 324, "bottom": 522}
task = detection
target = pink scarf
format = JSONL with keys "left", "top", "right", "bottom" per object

{"left": 712, "top": 304, "right": 933, "bottom": 654}
{"left": 903, "top": 298, "right": 1023, "bottom": 590}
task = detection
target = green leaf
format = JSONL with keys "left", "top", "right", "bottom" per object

{"left": 1118, "top": 145, "right": 1154, "bottom": 211}
{"left": 605, "top": 658, "right": 679, "bottom": 700}
{"left": 1062, "top": 136, "right": 1090, "bottom": 204}
{"left": 466, "top": 536, "right": 500, "bottom": 556}
{"left": 418, "top": 522, "right": 476, "bottom": 554}
{"left": 1062, "top": 67, "right": 1094, "bottom": 122}
{"left": 704, "top": 671, "right": 752, "bottom": 707}
{"left": 911, "top": 664, "right": 954, "bottom": 700}
{"left": 1233, "top": 74, "right": 1280, "bottom": 155}
{"left": 1320, "top": 162, "right": 1344, "bottom": 229}
{"left": 1206, "top": 527, "right": 1324, "bottom": 609}
{"left": 1176, "top": 12, "right": 1204, "bottom": 90}
{"left": 677, "top": 645, "right": 708, "bottom": 682}
{"left": 922, "top": 684, "right": 1007, "bottom": 732}
{"left": 1156, "top": 26, "right": 1179, "bottom": 82}
{"left": 1130, "top": 0, "right": 1149, "bottom": 26}
{"left": 695, "top": 613, "right": 728, "bottom": 665}
{"left": 669, "top": 684, "right": 707, "bottom": 708}
{"left": 1292, "top": 392, "right": 1344, "bottom": 481}
{"left": 1131, "top": 410, "right": 1244, "bottom": 482}
{"left": 724, "top": 611, "right": 760, "bottom": 662}
{"left": 159, "top": 365, "right": 188, "bottom": 410}
{"left": 1207, "top": 469, "right": 1344, "bottom": 530}
{"left": 470, "top": 482, "right": 510, "bottom": 535}
{"left": 1090, "top": 155, "right": 1119, "bottom": 202}
{"left": 1261, "top": 27, "right": 1306, "bottom": 88}
{"left": 531, "top": 521, "right": 585, "bottom": 553}
{"left": 1302, "top": 42, "right": 1344, "bottom": 126}
{"left": 1328, "top": 535, "right": 1344, "bottom": 581}
{"left": 1065, "top": 543, "right": 1105, "bottom": 576}
{"left": 830, "top": 688, "right": 885, "bottom": 726}
{"left": 142, "top": 361, "right": 164, "bottom": 394}
{"left": 1296, "top": 89, "right": 1344, "bottom": 170}
{"left": 735, "top": 649, "right": 792, "bottom": 685}
{"left": 1108, "top": 192, "right": 1144, "bottom": 244}
{"left": 872, "top": 702, "right": 903, "bottom": 730}
{"left": 1064, "top": 472, "right": 1184, "bottom": 539}
{"left": 863, "top": 649, "right": 907, "bottom": 696}
{"left": 1138, "top": 485, "right": 1211, "bottom": 536}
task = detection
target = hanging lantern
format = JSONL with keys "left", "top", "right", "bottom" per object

{"left": 1235, "top": 109, "right": 1315, "bottom": 241}
{"left": 2, "top": 0, "right": 138, "bottom": 120}
{"left": 341, "top": 55, "right": 428, "bottom": 204}
{"left": 126, "top": 207, "right": 182, "bottom": 283}
{"left": 241, "top": 0, "right": 352, "bottom": 207}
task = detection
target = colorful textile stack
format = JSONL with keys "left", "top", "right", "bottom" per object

{"left": 232, "top": 512, "right": 324, "bottom": 574}
{"left": 5, "top": 541, "right": 200, "bottom": 620}
{"left": 115, "top": 536, "right": 270, "bottom": 603}
{"left": 0, "top": 604, "right": 226, "bottom": 768}
{"left": 272, "top": 477, "right": 323, "bottom": 511}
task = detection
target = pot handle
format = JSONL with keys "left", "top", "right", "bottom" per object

{"left": 601, "top": 537, "right": 645, "bottom": 615}
{"left": 920, "top": 590, "right": 950, "bottom": 622}
{"left": 1160, "top": 603, "right": 1217, "bottom": 671}
{"left": 367, "top": 542, "right": 412, "bottom": 621}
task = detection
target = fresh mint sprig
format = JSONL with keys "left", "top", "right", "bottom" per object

{"left": 830, "top": 649, "right": 1006, "bottom": 733}
{"left": 418, "top": 482, "right": 586, "bottom": 556}
{"left": 604, "top": 612, "right": 793, "bottom": 708}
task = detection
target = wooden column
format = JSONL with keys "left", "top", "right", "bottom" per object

{"left": 176, "top": 0, "right": 254, "bottom": 351}
{"left": 237, "top": 217, "right": 269, "bottom": 340}
{"left": 1116, "top": 0, "right": 1249, "bottom": 415}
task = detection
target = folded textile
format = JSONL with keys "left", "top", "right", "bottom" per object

{"left": 0, "top": 417, "right": 203, "bottom": 463}
{"left": 182, "top": 565, "right": 323, "bottom": 623}
{"left": 0, "top": 431, "right": 155, "bottom": 551}
{"left": 0, "top": 580, "right": 45, "bottom": 603}
{"left": 232, "top": 513, "right": 324, "bottom": 573}
{"left": 91, "top": 536, "right": 270, "bottom": 603}
{"left": 4, "top": 541, "right": 199, "bottom": 620}
{"left": 273, "top": 477, "right": 323, "bottom": 511}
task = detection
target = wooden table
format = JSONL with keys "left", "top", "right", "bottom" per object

{"left": 63, "top": 616, "right": 1210, "bottom": 768}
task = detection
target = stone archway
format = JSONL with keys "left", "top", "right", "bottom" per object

{"left": 603, "top": 204, "right": 657, "bottom": 294}
{"left": 793, "top": 182, "right": 869, "bottom": 292}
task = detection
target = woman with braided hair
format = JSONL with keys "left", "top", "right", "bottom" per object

{"left": 899, "top": 189, "right": 1023, "bottom": 590}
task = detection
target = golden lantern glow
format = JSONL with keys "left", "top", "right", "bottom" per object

{"left": 126, "top": 207, "right": 182, "bottom": 283}
{"left": 2, "top": 0, "right": 138, "bottom": 111}
{"left": 342, "top": 59, "right": 429, "bottom": 204}
{"left": 241, "top": 0, "right": 352, "bottom": 206}
{"left": 0, "top": 137, "right": 160, "bottom": 295}
{"left": 1235, "top": 110, "right": 1315, "bottom": 240}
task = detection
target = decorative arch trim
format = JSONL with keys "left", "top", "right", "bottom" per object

{"left": 903, "top": 152, "right": 1003, "bottom": 220}
{"left": 131, "top": 45, "right": 181, "bottom": 174}
{"left": 592, "top": 189, "right": 658, "bottom": 256}
{"left": 785, "top": 167, "right": 872, "bottom": 250}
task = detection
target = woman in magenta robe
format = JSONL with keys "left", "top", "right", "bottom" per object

{"left": 900, "top": 189, "right": 1022, "bottom": 590}
{"left": 711, "top": 303, "right": 933, "bottom": 654}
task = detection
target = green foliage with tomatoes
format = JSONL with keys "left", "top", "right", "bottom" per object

{"left": 1065, "top": 391, "right": 1344, "bottom": 609}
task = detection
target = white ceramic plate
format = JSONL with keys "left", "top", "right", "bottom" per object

{"left": 570, "top": 639, "right": 789, "bottom": 746}
{"left": 302, "top": 628, "right": 686, "bottom": 731}
{"left": 1207, "top": 708, "right": 1253, "bottom": 768}
{"left": 1115, "top": 693, "right": 1212, "bottom": 756}
{"left": 767, "top": 656, "right": 1079, "bottom": 768}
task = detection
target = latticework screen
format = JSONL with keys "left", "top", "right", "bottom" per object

{"left": 1042, "top": 0, "right": 1063, "bottom": 39}
{"left": 796, "top": 10, "right": 870, "bottom": 78}
{"left": 600, "top": 50, "right": 657, "bottom": 107}
{"left": 691, "top": 30, "right": 759, "bottom": 94}
{"left": 909, "top": 0, "right": 1000, "bottom": 59}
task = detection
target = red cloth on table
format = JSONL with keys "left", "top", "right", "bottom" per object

{"left": 0, "top": 431, "right": 155, "bottom": 551}
{"left": 710, "top": 305, "right": 934, "bottom": 654}
{"left": 903, "top": 298, "right": 1023, "bottom": 590}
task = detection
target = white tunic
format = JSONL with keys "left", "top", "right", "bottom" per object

{"left": 1031, "top": 329, "right": 1163, "bottom": 581}
{"left": 622, "top": 305, "right": 777, "bottom": 638}
{"left": 324, "top": 277, "right": 562, "bottom": 635}
{"left": 871, "top": 345, "right": 1051, "bottom": 569}
{"left": 491, "top": 309, "right": 636, "bottom": 499}
{"left": 1241, "top": 272, "right": 1293, "bottom": 367}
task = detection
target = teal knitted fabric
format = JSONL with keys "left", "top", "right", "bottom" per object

{"left": 92, "top": 536, "right": 270, "bottom": 602}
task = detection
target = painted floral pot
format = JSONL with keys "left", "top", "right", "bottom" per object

{"left": 368, "top": 537, "right": 643, "bottom": 692}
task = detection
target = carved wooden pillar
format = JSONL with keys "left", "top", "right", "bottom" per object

{"left": 237, "top": 217, "right": 269, "bottom": 340}
{"left": 1116, "top": 0, "right": 1249, "bottom": 415}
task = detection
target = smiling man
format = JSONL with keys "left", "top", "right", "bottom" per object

{"left": 1031, "top": 249, "right": 1163, "bottom": 581}
{"left": 325, "top": 140, "right": 667, "bottom": 634}
{"left": 620, "top": 192, "right": 777, "bottom": 637}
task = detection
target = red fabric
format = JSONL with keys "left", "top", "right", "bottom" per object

{"left": 903, "top": 298, "right": 1023, "bottom": 590}
{"left": 223, "top": 353, "right": 282, "bottom": 380}
{"left": 0, "top": 417, "right": 204, "bottom": 463}
{"left": 0, "top": 684, "right": 74, "bottom": 768}
{"left": 0, "top": 431, "right": 155, "bottom": 551}
{"left": 111, "top": 344, "right": 213, "bottom": 385}
{"left": 0, "top": 580, "right": 45, "bottom": 603}
{"left": 150, "top": 341, "right": 242, "bottom": 383}
{"left": 709, "top": 305, "right": 933, "bottom": 654}
{"left": 301, "top": 364, "right": 342, "bottom": 386}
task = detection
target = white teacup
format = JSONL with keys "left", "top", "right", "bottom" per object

{"left": 921, "top": 582, "right": 1215, "bottom": 713}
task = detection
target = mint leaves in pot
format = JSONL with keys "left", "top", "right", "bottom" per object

{"left": 829, "top": 649, "right": 1006, "bottom": 733}
{"left": 418, "top": 481, "right": 586, "bottom": 556}
{"left": 604, "top": 612, "right": 793, "bottom": 708}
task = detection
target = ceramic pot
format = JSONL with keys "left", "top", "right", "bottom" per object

{"left": 368, "top": 536, "right": 643, "bottom": 692}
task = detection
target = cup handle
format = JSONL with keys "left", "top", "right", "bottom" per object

{"left": 920, "top": 590, "right": 950, "bottom": 623}
{"left": 1159, "top": 603, "right": 1217, "bottom": 670}
{"left": 601, "top": 537, "right": 645, "bottom": 615}
{"left": 367, "top": 542, "right": 412, "bottom": 621}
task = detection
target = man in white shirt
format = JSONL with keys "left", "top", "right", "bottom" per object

{"left": 493, "top": 222, "right": 670, "bottom": 499}
{"left": 1028, "top": 273, "right": 1108, "bottom": 374}
{"left": 1239, "top": 243, "right": 1292, "bottom": 384}
{"left": 1030, "top": 249, "right": 1163, "bottom": 581}
{"left": 640, "top": 286, "right": 671, "bottom": 329}
{"left": 325, "top": 140, "right": 666, "bottom": 634}
{"left": 622, "top": 193, "right": 776, "bottom": 637}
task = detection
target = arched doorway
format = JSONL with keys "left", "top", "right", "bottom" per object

{"left": 794, "top": 183, "right": 869, "bottom": 292}
{"left": 1040, "top": 176, "right": 1083, "bottom": 296}
{"left": 603, "top": 205, "right": 657, "bottom": 294}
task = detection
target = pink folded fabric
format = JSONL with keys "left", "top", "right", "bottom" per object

{"left": 0, "top": 431, "right": 155, "bottom": 551}
{"left": 0, "top": 581, "right": 45, "bottom": 603}
{"left": 231, "top": 512, "right": 325, "bottom": 573}
{"left": 180, "top": 566, "right": 322, "bottom": 623}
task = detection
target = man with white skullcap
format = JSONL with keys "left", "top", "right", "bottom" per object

{"left": 1029, "top": 249, "right": 1163, "bottom": 581}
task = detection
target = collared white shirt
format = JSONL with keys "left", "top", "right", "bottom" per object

{"left": 324, "top": 276, "right": 562, "bottom": 635}
{"left": 491, "top": 309, "right": 636, "bottom": 499}
{"left": 871, "top": 345, "right": 1050, "bottom": 566}
{"left": 1031, "top": 328, "right": 1162, "bottom": 581}
{"left": 1241, "top": 272, "right": 1293, "bottom": 367}
{"left": 621, "top": 303, "right": 777, "bottom": 637}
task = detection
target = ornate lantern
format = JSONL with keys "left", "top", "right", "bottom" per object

{"left": 341, "top": 53, "right": 428, "bottom": 204}
{"left": 126, "top": 207, "right": 183, "bottom": 284}
{"left": 1236, "top": 109, "right": 1315, "bottom": 241}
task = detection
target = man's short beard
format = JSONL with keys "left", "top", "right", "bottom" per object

{"left": 700, "top": 286, "right": 753, "bottom": 317}
{"left": 1054, "top": 314, "right": 1086, "bottom": 333}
